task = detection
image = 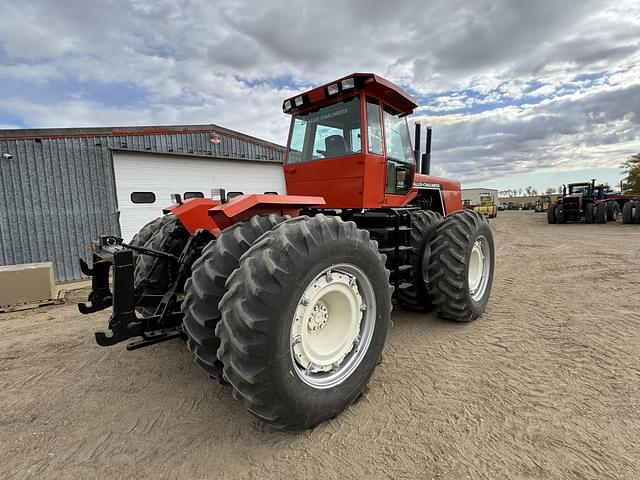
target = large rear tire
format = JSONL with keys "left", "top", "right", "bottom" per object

{"left": 547, "top": 204, "right": 557, "bottom": 224}
{"left": 133, "top": 216, "right": 189, "bottom": 316}
{"left": 622, "top": 201, "right": 633, "bottom": 224}
{"left": 397, "top": 210, "right": 443, "bottom": 311}
{"left": 181, "top": 214, "right": 287, "bottom": 381}
{"left": 216, "top": 215, "right": 392, "bottom": 431}
{"left": 129, "top": 214, "right": 176, "bottom": 248}
{"left": 427, "top": 210, "right": 495, "bottom": 322}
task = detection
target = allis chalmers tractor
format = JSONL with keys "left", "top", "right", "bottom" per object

{"left": 79, "top": 73, "right": 495, "bottom": 431}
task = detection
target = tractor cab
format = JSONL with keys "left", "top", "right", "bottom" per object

{"left": 282, "top": 73, "right": 459, "bottom": 212}
{"left": 567, "top": 183, "right": 592, "bottom": 197}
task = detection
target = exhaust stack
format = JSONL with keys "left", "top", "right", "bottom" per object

{"left": 414, "top": 122, "right": 422, "bottom": 171}
{"left": 421, "top": 127, "right": 432, "bottom": 175}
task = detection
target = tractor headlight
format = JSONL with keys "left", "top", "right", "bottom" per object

{"left": 294, "top": 96, "right": 304, "bottom": 107}
{"left": 283, "top": 100, "right": 292, "bottom": 112}
{"left": 327, "top": 83, "right": 339, "bottom": 95}
{"left": 341, "top": 78, "right": 355, "bottom": 90}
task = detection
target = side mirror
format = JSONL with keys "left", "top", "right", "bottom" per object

{"left": 170, "top": 193, "right": 182, "bottom": 205}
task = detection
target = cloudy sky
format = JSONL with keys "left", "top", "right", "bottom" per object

{"left": 1, "top": 0, "right": 639, "bottom": 191}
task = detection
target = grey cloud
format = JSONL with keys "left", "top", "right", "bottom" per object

{"left": 418, "top": 81, "right": 640, "bottom": 182}
{"left": 0, "top": 0, "right": 639, "bottom": 186}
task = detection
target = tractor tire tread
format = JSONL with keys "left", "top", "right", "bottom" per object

{"left": 216, "top": 214, "right": 392, "bottom": 431}
{"left": 182, "top": 214, "right": 287, "bottom": 381}
{"left": 595, "top": 202, "right": 607, "bottom": 224}
{"left": 134, "top": 216, "right": 189, "bottom": 316}
{"left": 547, "top": 204, "right": 557, "bottom": 224}
{"left": 427, "top": 210, "right": 494, "bottom": 322}
{"left": 622, "top": 201, "right": 633, "bottom": 224}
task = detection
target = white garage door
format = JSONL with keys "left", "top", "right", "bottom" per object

{"left": 112, "top": 151, "right": 286, "bottom": 241}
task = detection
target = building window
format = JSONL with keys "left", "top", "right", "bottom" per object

{"left": 183, "top": 191, "right": 205, "bottom": 199}
{"left": 131, "top": 192, "right": 156, "bottom": 204}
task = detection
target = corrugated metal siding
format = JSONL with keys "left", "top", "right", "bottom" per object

{"left": 0, "top": 128, "right": 285, "bottom": 282}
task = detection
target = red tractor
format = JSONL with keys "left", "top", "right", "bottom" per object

{"left": 79, "top": 73, "right": 495, "bottom": 431}
{"left": 548, "top": 180, "right": 611, "bottom": 224}
{"left": 548, "top": 180, "right": 640, "bottom": 224}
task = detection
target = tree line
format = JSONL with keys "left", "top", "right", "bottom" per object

{"left": 498, "top": 186, "right": 558, "bottom": 198}
{"left": 622, "top": 153, "right": 640, "bottom": 194}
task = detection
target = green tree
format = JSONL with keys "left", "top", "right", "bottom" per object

{"left": 622, "top": 153, "right": 640, "bottom": 193}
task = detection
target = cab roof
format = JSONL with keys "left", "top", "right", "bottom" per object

{"left": 283, "top": 73, "right": 419, "bottom": 116}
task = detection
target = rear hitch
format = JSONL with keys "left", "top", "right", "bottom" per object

{"left": 78, "top": 230, "right": 210, "bottom": 350}
{"left": 77, "top": 256, "right": 113, "bottom": 314}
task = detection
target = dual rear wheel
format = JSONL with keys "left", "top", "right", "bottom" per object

{"left": 622, "top": 201, "right": 640, "bottom": 224}
{"left": 182, "top": 210, "right": 494, "bottom": 431}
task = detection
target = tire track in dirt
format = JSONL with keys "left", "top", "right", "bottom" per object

{"left": 0, "top": 212, "right": 638, "bottom": 479}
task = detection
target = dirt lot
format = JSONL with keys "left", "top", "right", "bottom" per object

{"left": 1, "top": 211, "right": 639, "bottom": 479}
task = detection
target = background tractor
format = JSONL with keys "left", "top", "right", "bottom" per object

{"left": 79, "top": 73, "right": 495, "bottom": 431}
{"left": 547, "top": 180, "right": 609, "bottom": 224}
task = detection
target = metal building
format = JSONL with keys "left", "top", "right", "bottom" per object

{"left": 0, "top": 125, "right": 285, "bottom": 282}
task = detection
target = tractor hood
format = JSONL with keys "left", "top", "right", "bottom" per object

{"left": 414, "top": 173, "right": 461, "bottom": 191}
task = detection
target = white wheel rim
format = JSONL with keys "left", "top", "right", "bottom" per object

{"left": 290, "top": 263, "right": 376, "bottom": 389}
{"left": 468, "top": 236, "right": 491, "bottom": 302}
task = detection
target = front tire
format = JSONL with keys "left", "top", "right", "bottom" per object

{"left": 547, "top": 204, "right": 557, "bottom": 224}
{"left": 595, "top": 202, "right": 607, "bottom": 224}
{"left": 427, "top": 210, "right": 495, "bottom": 322}
{"left": 584, "top": 202, "right": 594, "bottom": 224}
{"left": 557, "top": 210, "right": 567, "bottom": 224}
{"left": 181, "top": 214, "right": 287, "bottom": 381}
{"left": 216, "top": 215, "right": 392, "bottom": 431}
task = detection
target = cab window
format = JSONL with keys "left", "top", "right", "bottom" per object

{"left": 366, "top": 97, "right": 383, "bottom": 155}
{"left": 383, "top": 105, "right": 414, "bottom": 194}
{"left": 286, "top": 96, "right": 361, "bottom": 163}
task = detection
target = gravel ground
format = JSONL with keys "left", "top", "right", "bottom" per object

{"left": 1, "top": 211, "right": 639, "bottom": 480}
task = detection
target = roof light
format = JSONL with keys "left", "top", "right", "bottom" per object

{"left": 341, "top": 78, "right": 355, "bottom": 90}
{"left": 327, "top": 83, "right": 339, "bottom": 95}
{"left": 283, "top": 100, "right": 292, "bottom": 111}
{"left": 294, "top": 96, "right": 304, "bottom": 107}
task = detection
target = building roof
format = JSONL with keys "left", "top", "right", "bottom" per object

{"left": 0, "top": 123, "right": 284, "bottom": 151}
{"left": 0, "top": 123, "right": 285, "bottom": 163}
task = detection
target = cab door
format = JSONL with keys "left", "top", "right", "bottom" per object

{"left": 381, "top": 104, "right": 414, "bottom": 197}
